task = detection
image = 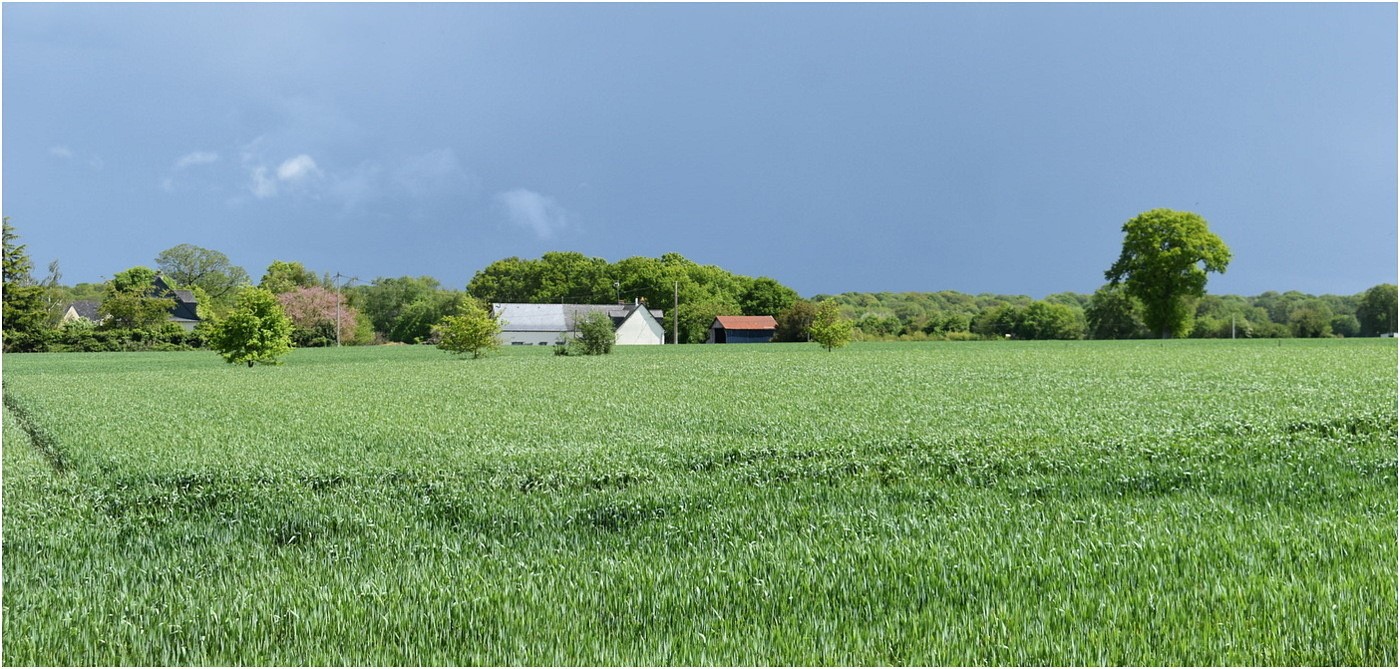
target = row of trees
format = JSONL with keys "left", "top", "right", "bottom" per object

{"left": 816, "top": 282, "right": 1397, "bottom": 342}
{"left": 5, "top": 209, "right": 1397, "bottom": 353}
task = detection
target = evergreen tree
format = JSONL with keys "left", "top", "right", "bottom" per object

{"left": 2, "top": 218, "right": 54, "bottom": 351}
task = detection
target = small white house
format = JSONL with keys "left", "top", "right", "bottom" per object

{"left": 492, "top": 302, "right": 666, "bottom": 346}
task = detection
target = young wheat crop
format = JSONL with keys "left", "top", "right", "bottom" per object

{"left": 2, "top": 340, "right": 1394, "bottom": 665}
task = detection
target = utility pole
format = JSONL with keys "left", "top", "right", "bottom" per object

{"left": 673, "top": 281, "right": 679, "bottom": 345}
{"left": 1231, "top": 315, "right": 1236, "bottom": 340}
{"left": 333, "top": 272, "right": 358, "bottom": 347}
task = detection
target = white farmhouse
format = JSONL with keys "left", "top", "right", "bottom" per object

{"left": 492, "top": 302, "right": 666, "bottom": 346}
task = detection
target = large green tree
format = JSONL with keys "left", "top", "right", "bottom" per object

{"left": 155, "top": 244, "right": 250, "bottom": 307}
{"left": 1289, "top": 299, "right": 1334, "bottom": 338}
{"left": 1356, "top": 284, "right": 1397, "bottom": 336}
{"left": 1085, "top": 284, "right": 1148, "bottom": 339}
{"left": 971, "top": 304, "right": 1022, "bottom": 338}
{"left": 260, "top": 260, "right": 323, "bottom": 295}
{"left": 1015, "top": 301, "right": 1085, "bottom": 340}
{"left": 740, "top": 277, "right": 799, "bottom": 317}
{"left": 2, "top": 219, "right": 53, "bottom": 351}
{"left": 208, "top": 288, "right": 294, "bottom": 367}
{"left": 774, "top": 299, "right": 817, "bottom": 342}
{"left": 354, "top": 276, "right": 462, "bottom": 343}
{"left": 1105, "top": 209, "right": 1231, "bottom": 338}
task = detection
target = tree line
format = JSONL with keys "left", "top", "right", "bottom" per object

{"left": 4, "top": 211, "right": 1396, "bottom": 355}
{"left": 816, "top": 284, "right": 1397, "bottom": 342}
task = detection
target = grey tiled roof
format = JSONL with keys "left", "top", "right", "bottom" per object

{"left": 493, "top": 303, "right": 663, "bottom": 332}
{"left": 65, "top": 300, "right": 101, "bottom": 320}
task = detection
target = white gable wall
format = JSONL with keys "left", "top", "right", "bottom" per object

{"left": 615, "top": 308, "right": 665, "bottom": 345}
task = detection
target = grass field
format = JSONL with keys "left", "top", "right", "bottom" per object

{"left": 2, "top": 339, "right": 1395, "bottom": 665}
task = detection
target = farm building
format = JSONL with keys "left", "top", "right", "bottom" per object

{"left": 57, "top": 274, "right": 201, "bottom": 330}
{"left": 492, "top": 302, "right": 666, "bottom": 346}
{"left": 707, "top": 315, "right": 778, "bottom": 344}
{"left": 153, "top": 275, "right": 202, "bottom": 331}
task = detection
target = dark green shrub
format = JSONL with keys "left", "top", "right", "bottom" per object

{"left": 575, "top": 312, "right": 615, "bottom": 355}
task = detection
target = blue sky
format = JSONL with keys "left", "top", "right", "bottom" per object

{"left": 4, "top": 3, "right": 1395, "bottom": 298}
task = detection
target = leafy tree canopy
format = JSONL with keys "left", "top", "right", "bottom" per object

{"left": 101, "top": 266, "right": 173, "bottom": 330}
{"left": 208, "top": 287, "right": 294, "bottom": 367}
{"left": 1085, "top": 284, "right": 1148, "bottom": 340}
{"left": 1289, "top": 300, "right": 1334, "bottom": 338}
{"left": 810, "top": 299, "right": 854, "bottom": 351}
{"left": 353, "top": 276, "right": 462, "bottom": 343}
{"left": 774, "top": 299, "right": 817, "bottom": 342}
{"left": 1357, "top": 284, "right": 1397, "bottom": 336}
{"left": 155, "top": 244, "right": 250, "bottom": 306}
{"left": 740, "top": 277, "right": 799, "bottom": 318}
{"left": 435, "top": 299, "right": 503, "bottom": 359}
{"left": 261, "top": 260, "right": 324, "bottom": 295}
{"left": 1105, "top": 209, "right": 1231, "bottom": 338}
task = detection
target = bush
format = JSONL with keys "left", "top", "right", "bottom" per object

{"left": 575, "top": 312, "right": 615, "bottom": 355}
{"left": 42, "top": 321, "right": 202, "bottom": 353}
{"left": 554, "top": 312, "right": 615, "bottom": 356}
{"left": 435, "top": 300, "right": 502, "bottom": 359}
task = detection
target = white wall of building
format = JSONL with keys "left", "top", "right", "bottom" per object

{"left": 615, "top": 309, "right": 665, "bottom": 345}
{"left": 500, "top": 330, "right": 564, "bottom": 346}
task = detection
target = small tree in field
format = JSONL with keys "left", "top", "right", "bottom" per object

{"left": 809, "top": 299, "right": 853, "bottom": 351}
{"left": 209, "top": 287, "right": 294, "bottom": 367}
{"left": 435, "top": 300, "right": 502, "bottom": 359}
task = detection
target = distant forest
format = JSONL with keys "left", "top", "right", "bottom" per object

{"left": 812, "top": 287, "right": 1397, "bottom": 342}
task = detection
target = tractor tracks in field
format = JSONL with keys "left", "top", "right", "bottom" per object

{"left": 3, "top": 390, "right": 70, "bottom": 474}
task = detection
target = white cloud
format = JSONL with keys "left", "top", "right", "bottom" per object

{"left": 250, "top": 166, "right": 279, "bottom": 199}
{"left": 496, "top": 188, "right": 571, "bottom": 240}
{"left": 276, "top": 154, "right": 321, "bottom": 182}
{"left": 49, "top": 146, "right": 74, "bottom": 159}
{"left": 175, "top": 151, "right": 219, "bottom": 169}
{"left": 245, "top": 153, "right": 322, "bottom": 198}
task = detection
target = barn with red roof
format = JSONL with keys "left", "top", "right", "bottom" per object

{"left": 707, "top": 315, "right": 778, "bottom": 344}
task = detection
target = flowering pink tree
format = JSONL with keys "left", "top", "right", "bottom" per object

{"left": 275, "top": 286, "right": 360, "bottom": 346}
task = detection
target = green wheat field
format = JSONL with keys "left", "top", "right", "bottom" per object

{"left": 2, "top": 339, "right": 1395, "bottom": 665}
